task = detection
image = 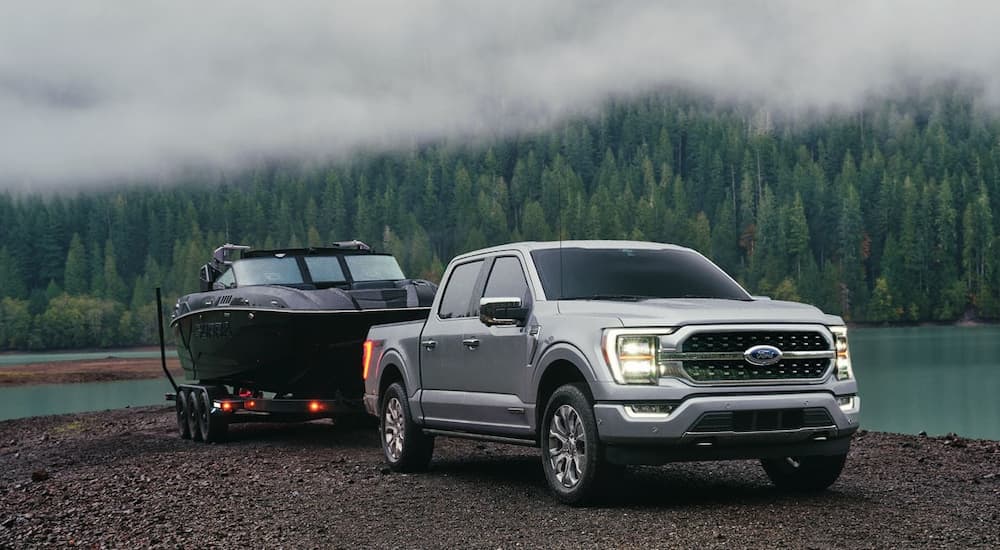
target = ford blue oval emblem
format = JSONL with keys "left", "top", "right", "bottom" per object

{"left": 744, "top": 344, "right": 783, "bottom": 366}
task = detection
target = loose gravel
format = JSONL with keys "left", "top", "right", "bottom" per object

{"left": 1, "top": 407, "right": 998, "bottom": 549}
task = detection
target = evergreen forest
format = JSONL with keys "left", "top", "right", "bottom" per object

{"left": 1, "top": 89, "right": 999, "bottom": 350}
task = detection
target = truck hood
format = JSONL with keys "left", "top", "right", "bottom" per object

{"left": 556, "top": 298, "right": 842, "bottom": 327}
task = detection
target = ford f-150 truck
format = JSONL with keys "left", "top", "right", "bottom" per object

{"left": 362, "top": 241, "right": 860, "bottom": 504}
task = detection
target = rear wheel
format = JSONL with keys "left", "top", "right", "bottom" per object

{"left": 761, "top": 453, "right": 848, "bottom": 491}
{"left": 198, "top": 389, "right": 228, "bottom": 443}
{"left": 176, "top": 389, "right": 191, "bottom": 439}
{"left": 186, "top": 390, "right": 203, "bottom": 442}
{"left": 380, "top": 382, "right": 434, "bottom": 472}
{"left": 541, "top": 383, "right": 611, "bottom": 506}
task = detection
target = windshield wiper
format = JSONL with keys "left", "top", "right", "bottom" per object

{"left": 563, "top": 294, "right": 652, "bottom": 302}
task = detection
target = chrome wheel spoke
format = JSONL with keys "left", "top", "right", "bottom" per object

{"left": 547, "top": 404, "right": 587, "bottom": 489}
{"left": 383, "top": 398, "right": 405, "bottom": 460}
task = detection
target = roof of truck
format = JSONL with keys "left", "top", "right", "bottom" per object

{"left": 451, "top": 240, "right": 695, "bottom": 262}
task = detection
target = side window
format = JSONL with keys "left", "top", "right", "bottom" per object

{"left": 483, "top": 256, "right": 531, "bottom": 307}
{"left": 437, "top": 260, "right": 483, "bottom": 319}
{"left": 216, "top": 268, "right": 236, "bottom": 289}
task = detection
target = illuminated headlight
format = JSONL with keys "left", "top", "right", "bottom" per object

{"left": 602, "top": 329, "right": 675, "bottom": 384}
{"left": 829, "top": 326, "right": 854, "bottom": 381}
{"left": 837, "top": 395, "right": 860, "bottom": 412}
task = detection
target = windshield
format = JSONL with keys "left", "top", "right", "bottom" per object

{"left": 303, "top": 256, "right": 347, "bottom": 284}
{"left": 232, "top": 257, "right": 304, "bottom": 286}
{"left": 345, "top": 255, "right": 406, "bottom": 282}
{"left": 530, "top": 247, "right": 750, "bottom": 301}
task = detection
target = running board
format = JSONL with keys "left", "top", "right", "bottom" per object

{"left": 422, "top": 429, "right": 537, "bottom": 447}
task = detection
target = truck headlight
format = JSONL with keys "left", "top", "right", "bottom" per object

{"left": 602, "top": 329, "right": 675, "bottom": 384}
{"left": 829, "top": 326, "right": 854, "bottom": 381}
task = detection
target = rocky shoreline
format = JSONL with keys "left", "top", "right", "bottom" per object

{"left": 0, "top": 358, "right": 183, "bottom": 387}
{"left": 1, "top": 407, "right": 998, "bottom": 548}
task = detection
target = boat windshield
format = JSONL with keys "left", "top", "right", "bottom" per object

{"left": 530, "top": 247, "right": 751, "bottom": 301}
{"left": 345, "top": 255, "right": 406, "bottom": 282}
{"left": 232, "top": 257, "right": 304, "bottom": 286}
{"left": 303, "top": 256, "right": 347, "bottom": 284}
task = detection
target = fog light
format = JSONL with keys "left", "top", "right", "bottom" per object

{"left": 837, "top": 395, "right": 860, "bottom": 412}
{"left": 625, "top": 403, "right": 676, "bottom": 417}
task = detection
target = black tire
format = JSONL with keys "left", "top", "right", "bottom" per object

{"left": 199, "top": 389, "right": 228, "bottom": 443}
{"left": 761, "top": 453, "right": 848, "bottom": 491}
{"left": 186, "top": 390, "right": 203, "bottom": 442}
{"left": 176, "top": 389, "right": 191, "bottom": 440}
{"left": 540, "top": 383, "right": 611, "bottom": 506}
{"left": 379, "top": 382, "right": 434, "bottom": 472}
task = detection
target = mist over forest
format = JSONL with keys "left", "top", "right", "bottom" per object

{"left": 0, "top": 88, "right": 998, "bottom": 350}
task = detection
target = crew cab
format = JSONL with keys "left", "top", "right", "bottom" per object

{"left": 362, "top": 241, "right": 860, "bottom": 504}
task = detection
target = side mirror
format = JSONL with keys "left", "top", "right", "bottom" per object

{"left": 480, "top": 297, "right": 528, "bottom": 326}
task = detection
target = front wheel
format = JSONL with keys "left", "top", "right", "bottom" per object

{"left": 540, "top": 383, "right": 610, "bottom": 505}
{"left": 380, "top": 382, "right": 434, "bottom": 472}
{"left": 761, "top": 453, "right": 848, "bottom": 491}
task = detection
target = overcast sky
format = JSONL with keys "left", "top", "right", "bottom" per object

{"left": 2, "top": 1, "right": 999, "bottom": 189}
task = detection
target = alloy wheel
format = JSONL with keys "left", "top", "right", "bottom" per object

{"left": 548, "top": 404, "right": 587, "bottom": 488}
{"left": 383, "top": 397, "right": 405, "bottom": 461}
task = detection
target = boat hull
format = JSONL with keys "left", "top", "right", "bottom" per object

{"left": 171, "top": 307, "right": 429, "bottom": 397}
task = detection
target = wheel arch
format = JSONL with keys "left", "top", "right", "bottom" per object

{"left": 533, "top": 343, "right": 598, "bottom": 434}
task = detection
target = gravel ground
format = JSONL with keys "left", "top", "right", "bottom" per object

{"left": 1, "top": 407, "right": 998, "bottom": 549}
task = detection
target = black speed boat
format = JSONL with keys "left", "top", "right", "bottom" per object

{"left": 171, "top": 241, "right": 435, "bottom": 400}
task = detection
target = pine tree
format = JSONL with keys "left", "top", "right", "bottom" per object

{"left": 63, "top": 233, "right": 88, "bottom": 295}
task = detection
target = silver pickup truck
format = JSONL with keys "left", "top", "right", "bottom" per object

{"left": 362, "top": 240, "right": 860, "bottom": 504}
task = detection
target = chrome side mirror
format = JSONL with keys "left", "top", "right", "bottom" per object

{"left": 480, "top": 297, "right": 528, "bottom": 326}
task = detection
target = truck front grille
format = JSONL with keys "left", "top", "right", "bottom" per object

{"left": 690, "top": 407, "right": 834, "bottom": 433}
{"left": 683, "top": 358, "right": 829, "bottom": 382}
{"left": 661, "top": 329, "right": 834, "bottom": 384}
{"left": 682, "top": 331, "right": 828, "bottom": 353}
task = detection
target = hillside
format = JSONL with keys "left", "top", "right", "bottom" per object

{"left": 1, "top": 89, "right": 998, "bottom": 349}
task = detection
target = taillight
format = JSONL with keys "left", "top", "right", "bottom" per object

{"left": 362, "top": 340, "right": 375, "bottom": 380}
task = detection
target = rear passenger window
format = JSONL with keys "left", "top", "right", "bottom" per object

{"left": 437, "top": 260, "right": 483, "bottom": 319}
{"left": 483, "top": 256, "right": 531, "bottom": 307}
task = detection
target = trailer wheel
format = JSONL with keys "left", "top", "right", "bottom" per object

{"left": 186, "top": 390, "right": 203, "bottom": 442}
{"left": 199, "top": 389, "right": 228, "bottom": 443}
{"left": 176, "top": 389, "right": 191, "bottom": 439}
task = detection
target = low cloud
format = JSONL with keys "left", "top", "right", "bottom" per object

{"left": 2, "top": 1, "right": 999, "bottom": 187}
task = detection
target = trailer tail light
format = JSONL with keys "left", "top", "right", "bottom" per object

{"left": 362, "top": 339, "right": 375, "bottom": 380}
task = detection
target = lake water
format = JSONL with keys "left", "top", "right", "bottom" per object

{"left": 0, "top": 378, "right": 177, "bottom": 421}
{"left": 851, "top": 325, "right": 1000, "bottom": 439}
{"left": 0, "top": 327, "right": 997, "bottom": 440}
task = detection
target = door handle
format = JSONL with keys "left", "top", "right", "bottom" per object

{"left": 421, "top": 340, "right": 437, "bottom": 351}
{"left": 462, "top": 338, "right": 480, "bottom": 349}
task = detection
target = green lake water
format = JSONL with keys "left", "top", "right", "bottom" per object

{"left": 0, "top": 327, "right": 997, "bottom": 440}
{"left": 851, "top": 325, "right": 1000, "bottom": 439}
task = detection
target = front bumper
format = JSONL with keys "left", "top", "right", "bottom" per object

{"left": 594, "top": 391, "right": 859, "bottom": 464}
